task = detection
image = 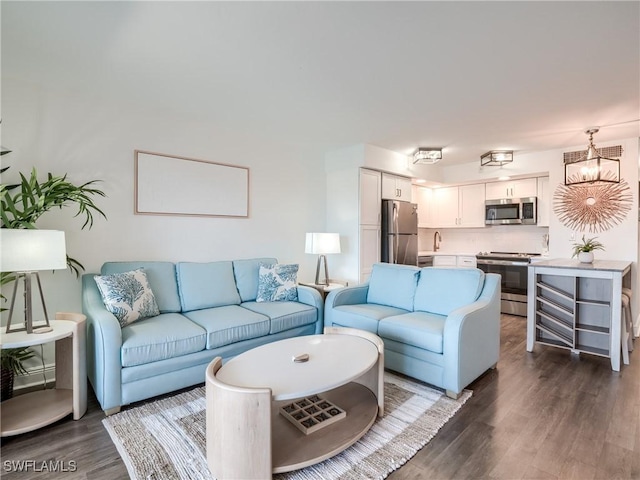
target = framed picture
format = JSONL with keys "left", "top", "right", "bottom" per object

{"left": 134, "top": 150, "right": 249, "bottom": 218}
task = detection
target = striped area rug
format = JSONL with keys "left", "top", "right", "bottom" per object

{"left": 103, "top": 373, "right": 471, "bottom": 480}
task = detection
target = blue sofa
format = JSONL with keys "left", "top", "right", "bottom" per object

{"left": 325, "top": 263, "right": 501, "bottom": 398}
{"left": 82, "top": 258, "right": 323, "bottom": 414}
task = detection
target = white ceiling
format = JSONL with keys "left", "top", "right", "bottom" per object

{"left": 2, "top": 1, "right": 639, "bottom": 165}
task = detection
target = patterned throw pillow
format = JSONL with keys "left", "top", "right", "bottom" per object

{"left": 256, "top": 264, "right": 299, "bottom": 302}
{"left": 94, "top": 269, "right": 160, "bottom": 327}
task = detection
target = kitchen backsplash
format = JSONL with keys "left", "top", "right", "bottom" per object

{"left": 419, "top": 226, "right": 550, "bottom": 254}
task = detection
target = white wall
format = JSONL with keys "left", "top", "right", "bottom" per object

{"left": 1, "top": 79, "right": 328, "bottom": 322}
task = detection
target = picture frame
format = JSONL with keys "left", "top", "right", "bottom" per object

{"left": 134, "top": 150, "right": 249, "bottom": 218}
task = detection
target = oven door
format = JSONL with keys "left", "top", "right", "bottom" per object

{"left": 477, "top": 259, "right": 529, "bottom": 316}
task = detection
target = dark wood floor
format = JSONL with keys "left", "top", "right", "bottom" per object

{"left": 2, "top": 315, "right": 639, "bottom": 479}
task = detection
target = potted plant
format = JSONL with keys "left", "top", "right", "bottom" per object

{"left": 571, "top": 235, "right": 605, "bottom": 264}
{"left": 1, "top": 347, "right": 35, "bottom": 401}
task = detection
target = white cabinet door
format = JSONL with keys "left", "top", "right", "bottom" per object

{"left": 396, "top": 176, "right": 413, "bottom": 202}
{"left": 360, "top": 169, "right": 381, "bottom": 226}
{"left": 458, "top": 183, "right": 486, "bottom": 228}
{"left": 433, "top": 186, "right": 459, "bottom": 227}
{"left": 433, "top": 255, "right": 457, "bottom": 266}
{"left": 360, "top": 225, "right": 380, "bottom": 283}
{"left": 416, "top": 186, "right": 434, "bottom": 228}
{"left": 457, "top": 256, "right": 477, "bottom": 268}
{"left": 537, "top": 176, "right": 550, "bottom": 227}
{"left": 381, "top": 173, "right": 412, "bottom": 202}
{"left": 486, "top": 177, "right": 538, "bottom": 199}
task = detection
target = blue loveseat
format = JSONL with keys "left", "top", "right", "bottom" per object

{"left": 82, "top": 257, "right": 323, "bottom": 414}
{"left": 325, "top": 263, "right": 501, "bottom": 398}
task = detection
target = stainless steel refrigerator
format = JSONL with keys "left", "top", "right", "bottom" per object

{"left": 381, "top": 200, "right": 418, "bottom": 266}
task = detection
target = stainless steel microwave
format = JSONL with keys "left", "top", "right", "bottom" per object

{"left": 485, "top": 197, "right": 537, "bottom": 225}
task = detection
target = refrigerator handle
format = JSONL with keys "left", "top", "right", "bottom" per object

{"left": 393, "top": 202, "right": 399, "bottom": 263}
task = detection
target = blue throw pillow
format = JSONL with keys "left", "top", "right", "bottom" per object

{"left": 256, "top": 264, "right": 299, "bottom": 302}
{"left": 94, "top": 269, "right": 160, "bottom": 327}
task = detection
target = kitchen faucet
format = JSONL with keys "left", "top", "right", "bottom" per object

{"left": 433, "top": 231, "right": 442, "bottom": 252}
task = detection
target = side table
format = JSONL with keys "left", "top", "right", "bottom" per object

{"left": 299, "top": 282, "right": 345, "bottom": 300}
{"left": 0, "top": 312, "right": 87, "bottom": 436}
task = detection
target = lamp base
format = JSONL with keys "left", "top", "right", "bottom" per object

{"left": 5, "top": 272, "right": 52, "bottom": 334}
{"left": 314, "top": 255, "right": 331, "bottom": 286}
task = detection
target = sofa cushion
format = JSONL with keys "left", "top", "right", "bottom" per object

{"left": 183, "top": 305, "right": 270, "bottom": 349}
{"left": 378, "top": 312, "right": 446, "bottom": 354}
{"left": 177, "top": 261, "right": 241, "bottom": 311}
{"left": 366, "top": 263, "right": 419, "bottom": 311}
{"left": 94, "top": 269, "right": 160, "bottom": 328}
{"left": 241, "top": 301, "right": 316, "bottom": 334}
{"left": 120, "top": 313, "right": 207, "bottom": 367}
{"left": 256, "top": 263, "right": 299, "bottom": 302}
{"left": 327, "top": 304, "right": 409, "bottom": 334}
{"left": 414, "top": 267, "right": 485, "bottom": 316}
{"left": 232, "top": 257, "right": 278, "bottom": 302}
{"left": 101, "top": 262, "right": 181, "bottom": 313}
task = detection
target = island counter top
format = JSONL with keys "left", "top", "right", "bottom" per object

{"left": 528, "top": 258, "right": 631, "bottom": 273}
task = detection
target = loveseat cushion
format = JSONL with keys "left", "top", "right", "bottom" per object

{"left": 414, "top": 267, "right": 485, "bottom": 316}
{"left": 101, "top": 262, "right": 181, "bottom": 313}
{"left": 233, "top": 257, "right": 278, "bottom": 302}
{"left": 183, "top": 305, "right": 270, "bottom": 349}
{"left": 241, "top": 301, "right": 316, "bottom": 334}
{"left": 378, "top": 312, "right": 446, "bottom": 354}
{"left": 327, "top": 304, "right": 409, "bottom": 333}
{"left": 177, "top": 261, "right": 241, "bottom": 311}
{"left": 120, "top": 313, "right": 207, "bottom": 367}
{"left": 367, "top": 263, "right": 419, "bottom": 311}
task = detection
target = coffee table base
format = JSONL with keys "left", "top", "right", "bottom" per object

{"left": 273, "top": 382, "right": 377, "bottom": 473}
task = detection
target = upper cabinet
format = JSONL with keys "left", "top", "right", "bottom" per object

{"left": 360, "top": 169, "right": 381, "bottom": 226}
{"left": 432, "top": 183, "right": 486, "bottom": 228}
{"left": 381, "top": 173, "right": 412, "bottom": 202}
{"left": 416, "top": 186, "right": 434, "bottom": 228}
{"left": 485, "top": 177, "right": 537, "bottom": 200}
{"left": 536, "top": 176, "right": 550, "bottom": 227}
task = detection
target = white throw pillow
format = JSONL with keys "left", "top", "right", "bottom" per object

{"left": 256, "top": 264, "right": 299, "bottom": 302}
{"left": 94, "top": 269, "right": 160, "bottom": 327}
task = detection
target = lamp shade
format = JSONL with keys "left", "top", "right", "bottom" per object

{"left": 305, "top": 233, "right": 341, "bottom": 255}
{"left": 0, "top": 229, "right": 67, "bottom": 272}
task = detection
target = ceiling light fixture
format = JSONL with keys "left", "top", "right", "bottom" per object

{"left": 480, "top": 150, "right": 513, "bottom": 167}
{"left": 564, "top": 128, "right": 620, "bottom": 185}
{"left": 413, "top": 148, "right": 442, "bottom": 165}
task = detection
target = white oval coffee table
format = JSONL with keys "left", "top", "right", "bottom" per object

{"left": 206, "top": 327, "right": 384, "bottom": 478}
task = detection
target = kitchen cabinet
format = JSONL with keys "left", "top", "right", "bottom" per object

{"left": 536, "top": 176, "right": 550, "bottom": 227}
{"left": 359, "top": 169, "right": 382, "bottom": 282}
{"left": 433, "top": 183, "right": 485, "bottom": 228}
{"left": 360, "top": 169, "right": 381, "bottom": 226}
{"left": 416, "top": 186, "right": 434, "bottom": 228}
{"left": 432, "top": 255, "right": 477, "bottom": 268}
{"left": 485, "top": 177, "right": 537, "bottom": 200}
{"left": 382, "top": 173, "right": 412, "bottom": 202}
{"left": 359, "top": 225, "right": 380, "bottom": 283}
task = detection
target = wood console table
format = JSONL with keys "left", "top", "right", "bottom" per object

{"left": 0, "top": 313, "right": 87, "bottom": 436}
{"left": 527, "top": 259, "right": 632, "bottom": 371}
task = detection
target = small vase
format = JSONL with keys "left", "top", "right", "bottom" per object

{"left": 578, "top": 251, "right": 594, "bottom": 264}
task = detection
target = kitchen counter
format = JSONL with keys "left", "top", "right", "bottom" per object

{"left": 418, "top": 251, "right": 478, "bottom": 257}
{"left": 528, "top": 258, "right": 631, "bottom": 273}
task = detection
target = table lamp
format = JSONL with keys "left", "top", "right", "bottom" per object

{"left": 1, "top": 229, "right": 67, "bottom": 334}
{"left": 305, "top": 233, "right": 341, "bottom": 286}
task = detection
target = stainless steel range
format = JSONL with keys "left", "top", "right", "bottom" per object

{"left": 476, "top": 251, "right": 541, "bottom": 317}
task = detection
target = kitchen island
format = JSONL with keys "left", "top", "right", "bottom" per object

{"left": 526, "top": 258, "right": 632, "bottom": 371}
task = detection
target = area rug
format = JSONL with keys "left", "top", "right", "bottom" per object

{"left": 103, "top": 373, "right": 471, "bottom": 480}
